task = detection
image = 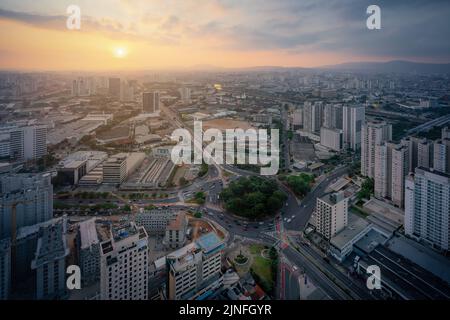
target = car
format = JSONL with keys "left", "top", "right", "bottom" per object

{"left": 259, "top": 222, "right": 264, "bottom": 225}
{"left": 291, "top": 215, "right": 295, "bottom": 219}
{"left": 292, "top": 265, "right": 298, "bottom": 271}
{"left": 287, "top": 219, "right": 292, "bottom": 223}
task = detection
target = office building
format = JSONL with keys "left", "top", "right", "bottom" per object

{"left": 102, "top": 154, "right": 127, "bottom": 185}
{"left": 343, "top": 105, "right": 365, "bottom": 150}
{"left": 100, "top": 222, "right": 149, "bottom": 300}
{"left": 56, "top": 151, "right": 108, "bottom": 186}
{"left": 361, "top": 121, "right": 392, "bottom": 178}
{"left": 405, "top": 168, "right": 450, "bottom": 251}
{"left": 313, "top": 192, "right": 348, "bottom": 239}
{"left": 0, "top": 238, "right": 10, "bottom": 300}
{"left": 143, "top": 91, "right": 160, "bottom": 114}
{"left": 167, "top": 232, "right": 224, "bottom": 300}
{"left": 31, "top": 218, "right": 69, "bottom": 300}
{"left": 320, "top": 127, "right": 343, "bottom": 152}
{"left": 108, "top": 78, "right": 121, "bottom": 99}
{"left": 0, "top": 173, "right": 53, "bottom": 240}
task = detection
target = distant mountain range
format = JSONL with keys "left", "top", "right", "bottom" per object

{"left": 185, "top": 60, "right": 450, "bottom": 74}
{"left": 318, "top": 60, "right": 450, "bottom": 74}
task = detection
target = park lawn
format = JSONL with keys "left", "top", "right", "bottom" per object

{"left": 249, "top": 244, "right": 265, "bottom": 255}
{"left": 248, "top": 244, "right": 274, "bottom": 292}
{"left": 251, "top": 256, "right": 273, "bottom": 291}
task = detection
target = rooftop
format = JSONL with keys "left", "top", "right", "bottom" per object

{"left": 330, "top": 213, "right": 371, "bottom": 249}
{"left": 78, "top": 218, "right": 99, "bottom": 249}
{"left": 196, "top": 232, "right": 224, "bottom": 254}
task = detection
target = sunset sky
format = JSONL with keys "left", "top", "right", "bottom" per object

{"left": 0, "top": 0, "right": 449, "bottom": 71}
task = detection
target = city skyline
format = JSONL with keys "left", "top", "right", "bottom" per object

{"left": 1, "top": 0, "right": 450, "bottom": 71}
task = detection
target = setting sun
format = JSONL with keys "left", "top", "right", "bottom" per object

{"left": 113, "top": 47, "right": 127, "bottom": 59}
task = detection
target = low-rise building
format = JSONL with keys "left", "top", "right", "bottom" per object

{"left": 163, "top": 212, "right": 188, "bottom": 249}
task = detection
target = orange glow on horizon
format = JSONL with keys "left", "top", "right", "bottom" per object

{"left": 0, "top": 18, "right": 377, "bottom": 71}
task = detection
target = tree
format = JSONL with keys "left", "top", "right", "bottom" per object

{"left": 179, "top": 177, "right": 188, "bottom": 186}
{"left": 286, "top": 173, "right": 314, "bottom": 197}
{"left": 220, "top": 176, "right": 287, "bottom": 219}
{"left": 357, "top": 178, "right": 374, "bottom": 201}
{"left": 194, "top": 192, "right": 206, "bottom": 205}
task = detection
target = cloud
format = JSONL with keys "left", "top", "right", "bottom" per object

{"left": 1, "top": 0, "right": 450, "bottom": 62}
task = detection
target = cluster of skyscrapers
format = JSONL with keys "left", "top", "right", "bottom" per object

{"left": 361, "top": 125, "right": 450, "bottom": 251}
{"left": 295, "top": 102, "right": 365, "bottom": 151}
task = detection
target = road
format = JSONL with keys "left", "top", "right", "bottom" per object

{"left": 284, "top": 165, "right": 349, "bottom": 231}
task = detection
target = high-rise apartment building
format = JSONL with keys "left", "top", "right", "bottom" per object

{"left": 433, "top": 139, "right": 450, "bottom": 174}
{"left": 0, "top": 238, "right": 11, "bottom": 300}
{"left": 167, "top": 232, "right": 224, "bottom": 300}
{"left": 31, "top": 217, "right": 69, "bottom": 300}
{"left": 442, "top": 127, "right": 450, "bottom": 140}
{"left": 179, "top": 87, "right": 191, "bottom": 104}
{"left": 0, "top": 173, "right": 53, "bottom": 240}
{"left": 361, "top": 121, "right": 392, "bottom": 178}
{"left": 6, "top": 125, "right": 47, "bottom": 161}
{"left": 303, "top": 101, "right": 323, "bottom": 134}
{"left": 343, "top": 105, "right": 365, "bottom": 150}
{"left": 77, "top": 218, "right": 101, "bottom": 286}
{"left": 391, "top": 144, "right": 409, "bottom": 208}
{"left": 374, "top": 142, "right": 409, "bottom": 208}
{"left": 417, "top": 139, "right": 433, "bottom": 169}
{"left": 100, "top": 222, "right": 149, "bottom": 300}
{"left": 323, "top": 104, "right": 343, "bottom": 130}
{"left": 374, "top": 142, "right": 394, "bottom": 199}
{"left": 291, "top": 108, "right": 303, "bottom": 129}
{"left": 143, "top": 91, "right": 160, "bottom": 114}
{"left": 313, "top": 192, "right": 348, "bottom": 239}
{"left": 108, "top": 78, "right": 121, "bottom": 99}
{"left": 320, "top": 127, "right": 343, "bottom": 152}
{"left": 405, "top": 168, "right": 450, "bottom": 252}
{"left": 120, "top": 80, "right": 135, "bottom": 102}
